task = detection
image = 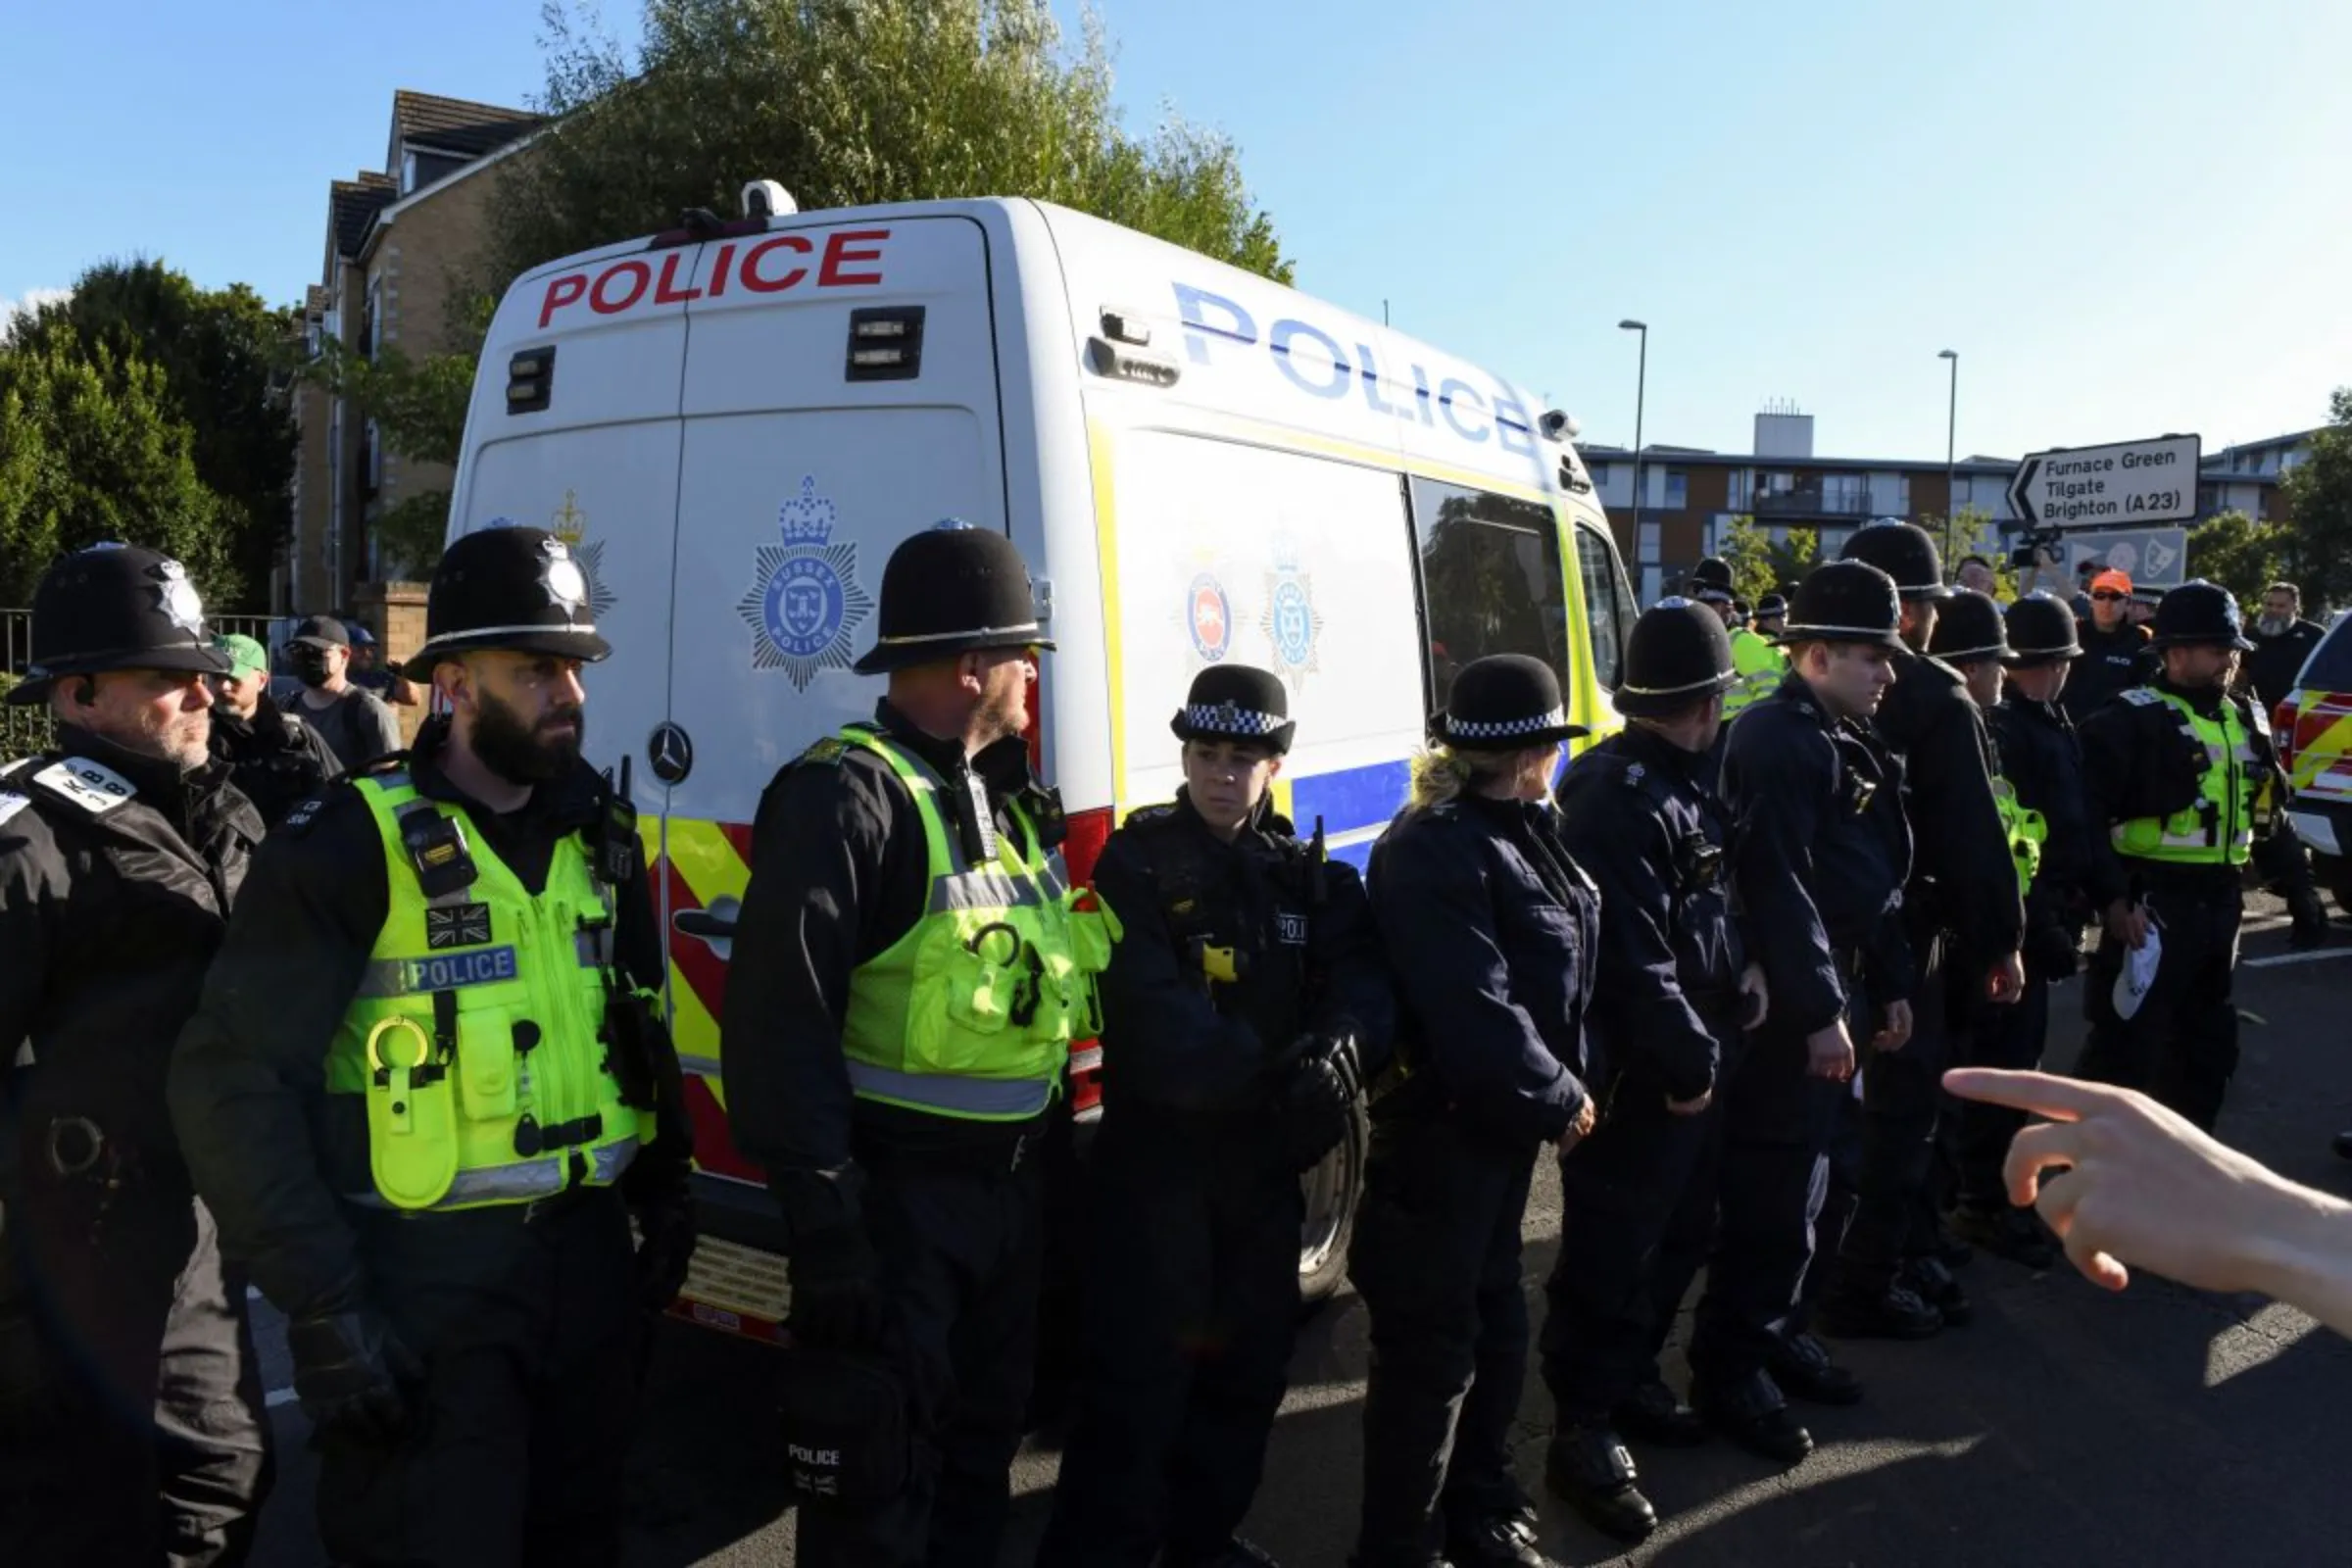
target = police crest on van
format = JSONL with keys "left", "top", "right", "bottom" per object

{"left": 736, "top": 476, "right": 874, "bottom": 691}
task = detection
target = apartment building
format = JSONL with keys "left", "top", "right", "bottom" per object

{"left": 2198, "top": 428, "right": 2320, "bottom": 523}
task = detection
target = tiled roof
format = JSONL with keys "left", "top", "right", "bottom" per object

{"left": 391, "top": 90, "right": 541, "bottom": 160}
{"left": 328, "top": 172, "right": 397, "bottom": 260}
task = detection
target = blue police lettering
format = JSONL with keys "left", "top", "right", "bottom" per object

{"left": 402, "top": 946, "right": 520, "bottom": 992}
{"left": 1175, "top": 282, "right": 1256, "bottom": 364}
{"left": 1353, "top": 343, "right": 1407, "bottom": 419}
{"left": 1440, "top": 378, "right": 1489, "bottom": 442}
{"left": 1270, "top": 318, "right": 1350, "bottom": 400}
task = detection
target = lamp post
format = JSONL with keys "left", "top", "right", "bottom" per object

{"left": 1938, "top": 348, "right": 1959, "bottom": 563}
{"left": 1620, "top": 319, "right": 1648, "bottom": 571}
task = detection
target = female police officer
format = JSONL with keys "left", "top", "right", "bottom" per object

{"left": 1038, "top": 664, "right": 1390, "bottom": 1568}
{"left": 1349, "top": 653, "right": 1595, "bottom": 1568}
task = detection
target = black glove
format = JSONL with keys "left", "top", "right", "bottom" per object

{"left": 287, "top": 1307, "right": 424, "bottom": 1444}
{"left": 633, "top": 1191, "right": 698, "bottom": 1313}
{"left": 2023, "top": 919, "right": 2081, "bottom": 984}
{"left": 1280, "top": 1031, "right": 1362, "bottom": 1172}
{"left": 786, "top": 1222, "right": 886, "bottom": 1351}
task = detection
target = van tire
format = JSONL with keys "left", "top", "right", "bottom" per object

{"left": 2323, "top": 856, "right": 2352, "bottom": 917}
{"left": 1298, "top": 1097, "right": 1369, "bottom": 1311}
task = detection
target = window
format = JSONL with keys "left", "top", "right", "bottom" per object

{"left": 1637, "top": 520, "right": 1661, "bottom": 563}
{"left": 1823, "top": 473, "right": 1867, "bottom": 513}
{"left": 1574, "top": 520, "right": 1634, "bottom": 691}
{"left": 1726, "top": 468, "right": 1750, "bottom": 511}
{"left": 1884, "top": 473, "right": 1911, "bottom": 514}
{"left": 1588, "top": 462, "right": 1611, "bottom": 485}
{"left": 1664, "top": 468, "right": 1689, "bottom": 509}
{"left": 2299, "top": 616, "right": 2352, "bottom": 693}
{"left": 1410, "top": 477, "right": 1572, "bottom": 712}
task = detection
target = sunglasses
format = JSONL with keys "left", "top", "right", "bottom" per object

{"left": 2090, "top": 590, "right": 2127, "bottom": 602}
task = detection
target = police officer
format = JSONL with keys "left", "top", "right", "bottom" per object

{"left": 720, "top": 521, "right": 1110, "bottom": 1568}
{"left": 1690, "top": 562, "right": 1912, "bottom": 1465}
{"left": 1816, "top": 525, "right": 2023, "bottom": 1339}
{"left": 1350, "top": 654, "right": 1595, "bottom": 1568}
{"left": 170, "top": 525, "right": 696, "bottom": 1566}
{"left": 1754, "top": 592, "right": 1788, "bottom": 641}
{"left": 2075, "top": 580, "right": 2285, "bottom": 1133}
{"left": 1539, "top": 601, "right": 1766, "bottom": 1543}
{"left": 207, "top": 631, "right": 343, "bottom": 826}
{"left": 1037, "top": 665, "right": 1392, "bottom": 1568}
{"left": 1689, "top": 557, "right": 1785, "bottom": 720}
{"left": 1947, "top": 593, "right": 2090, "bottom": 1269}
{"left": 0, "top": 543, "right": 273, "bottom": 1566}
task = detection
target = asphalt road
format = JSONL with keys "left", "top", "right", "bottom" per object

{"left": 247, "top": 894, "right": 2352, "bottom": 1567}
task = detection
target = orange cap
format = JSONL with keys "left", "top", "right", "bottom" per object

{"left": 2090, "top": 568, "right": 2133, "bottom": 596}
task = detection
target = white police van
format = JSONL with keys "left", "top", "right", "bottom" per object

{"left": 445, "top": 187, "right": 1636, "bottom": 1336}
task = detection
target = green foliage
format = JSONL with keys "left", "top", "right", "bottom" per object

{"left": 1766, "top": 525, "right": 1820, "bottom": 593}
{"left": 2187, "top": 509, "right": 2292, "bottom": 611}
{"left": 373, "top": 489, "right": 456, "bottom": 580}
{"left": 1717, "top": 514, "right": 1817, "bottom": 605}
{"left": 0, "top": 325, "right": 238, "bottom": 604}
{"left": 490, "top": 0, "right": 1290, "bottom": 288}
{"left": 6, "top": 261, "right": 295, "bottom": 598}
{"left": 2279, "top": 386, "right": 2352, "bottom": 612}
{"left": 1940, "top": 508, "right": 2020, "bottom": 599}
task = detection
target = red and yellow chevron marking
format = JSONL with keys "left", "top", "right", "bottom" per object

{"left": 636, "top": 815, "right": 767, "bottom": 1187}
{"left": 2288, "top": 692, "right": 2352, "bottom": 801}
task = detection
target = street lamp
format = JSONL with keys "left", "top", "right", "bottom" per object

{"left": 1620, "top": 319, "right": 1647, "bottom": 570}
{"left": 1938, "top": 348, "right": 1959, "bottom": 563}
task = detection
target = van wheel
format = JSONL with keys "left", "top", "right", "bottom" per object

{"left": 1298, "top": 1097, "right": 1369, "bottom": 1311}
{"left": 2324, "top": 856, "right": 2352, "bottom": 917}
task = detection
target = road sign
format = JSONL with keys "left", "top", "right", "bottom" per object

{"left": 2066, "top": 527, "right": 2190, "bottom": 590}
{"left": 2007, "top": 434, "right": 2200, "bottom": 528}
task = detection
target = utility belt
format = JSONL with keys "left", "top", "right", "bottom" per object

{"left": 343, "top": 1174, "right": 616, "bottom": 1229}
{"left": 2123, "top": 858, "right": 2245, "bottom": 893}
{"left": 853, "top": 1114, "right": 1049, "bottom": 1177}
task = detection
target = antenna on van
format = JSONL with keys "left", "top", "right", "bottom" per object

{"left": 1382, "top": 299, "right": 1391, "bottom": 326}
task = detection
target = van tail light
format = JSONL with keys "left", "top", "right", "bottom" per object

{"left": 1058, "top": 804, "right": 1115, "bottom": 1121}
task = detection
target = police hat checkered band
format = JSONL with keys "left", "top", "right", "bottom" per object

{"left": 1448, "top": 706, "right": 1570, "bottom": 741}
{"left": 1183, "top": 701, "right": 1285, "bottom": 737}
{"left": 1655, "top": 595, "right": 1694, "bottom": 610}
{"left": 1693, "top": 586, "right": 1734, "bottom": 604}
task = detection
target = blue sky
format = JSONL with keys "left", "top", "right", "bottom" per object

{"left": 3, "top": 0, "right": 2346, "bottom": 464}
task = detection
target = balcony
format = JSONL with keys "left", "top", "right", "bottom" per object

{"left": 1753, "top": 485, "right": 1877, "bottom": 517}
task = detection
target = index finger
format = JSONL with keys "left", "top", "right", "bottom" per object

{"left": 1941, "top": 1067, "right": 2109, "bottom": 1120}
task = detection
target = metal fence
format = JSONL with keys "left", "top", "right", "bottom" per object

{"left": 1, "top": 609, "right": 284, "bottom": 763}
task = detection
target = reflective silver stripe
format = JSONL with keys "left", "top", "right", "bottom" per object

{"left": 846, "top": 1061, "right": 1053, "bottom": 1117}
{"left": 575, "top": 927, "right": 613, "bottom": 967}
{"left": 374, "top": 771, "right": 412, "bottom": 792}
{"left": 590, "top": 1137, "right": 639, "bottom": 1185}
{"left": 930, "top": 868, "right": 1051, "bottom": 912}
{"left": 340, "top": 1135, "right": 639, "bottom": 1210}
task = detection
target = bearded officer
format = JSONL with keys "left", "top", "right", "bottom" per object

{"left": 170, "top": 525, "right": 697, "bottom": 1567}
{"left": 2075, "top": 580, "right": 2285, "bottom": 1133}
{"left": 1539, "top": 599, "right": 1766, "bottom": 1543}
{"left": 0, "top": 543, "right": 273, "bottom": 1566}
{"left": 721, "top": 521, "right": 1114, "bottom": 1568}
{"left": 1037, "top": 665, "right": 1392, "bottom": 1568}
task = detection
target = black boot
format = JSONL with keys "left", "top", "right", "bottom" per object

{"left": 1544, "top": 1424, "right": 1658, "bottom": 1543}
{"left": 2290, "top": 887, "right": 2331, "bottom": 950}
{"left": 1692, "top": 1368, "right": 1813, "bottom": 1464}
{"left": 1899, "top": 1256, "right": 1974, "bottom": 1326}
{"left": 1767, "top": 1329, "right": 1865, "bottom": 1405}
{"left": 1445, "top": 1504, "right": 1563, "bottom": 1568}
{"left": 1613, "top": 1378, "right": 1708, "bottom": 1446}
{"left": 1818, "top": 1281, "right": 1943, "bottom": 1341}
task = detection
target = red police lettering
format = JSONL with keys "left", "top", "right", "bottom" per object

{"left": 538, "top": 273, "right": 587, "bottom": 328}
{"left": 819, "top": 228, "right": 889, "bottom": 287}
{"left": 591, "top": 261, "right": 653, "bottom": 316}
{"left": 741, "top": 235, "right": 812, "bottom": 293}
{"left": 708, "top": 242, "right": 738, "bottom": 297}
{"left": 654, "top": 252, "right": 702, "bottom": 306}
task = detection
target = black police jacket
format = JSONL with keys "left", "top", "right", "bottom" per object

{"left": 168, "top": 718, "right": 690, "bottom": 1321}
{"left": 2062, "top": 621, "right": 2155, "bottom": 724}
{"left": 1874, "top": 646, "right": 2025, "bottom": 978}
{"left": 720, "top": 701, "right": 1060, "bottom": 1242}
{"left": 2245, "top": 617, "right": 2326, "bottom": 714}
{"left": 209, "top": 692, "right": 344, "bottom": 827}
{"left": 1988, "top": 695, "right": 2092, "bottom": 978}
{"left": 1722, "top": 674, "right": 1914, "bottom": 1038}
{"left": 2076, "top": 676, "right": 2286, "bottom": 911}
{"left": 1555, "top": 724, "right": 1744, "bottom": 1103}
{"left": 1091, "top": 792, "right": 1394, "bottom": 1117}
{"left": 1366, "top": 792, "right": 1595, "bottom": 1147}
{"left": 0, "top": 728, "right": 262, "bottom": 1186}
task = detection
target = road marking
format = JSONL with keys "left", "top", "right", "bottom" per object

{"left": 2245, "top": 948, "right": 2352, "bottom": 969}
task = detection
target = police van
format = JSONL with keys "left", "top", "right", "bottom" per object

{"left": 444, "top": 188, "right": 1637, "bottom": 1337}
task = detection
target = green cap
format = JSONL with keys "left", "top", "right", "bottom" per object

{"left": 215, "top": 632, "right": 269, "bottom": 679}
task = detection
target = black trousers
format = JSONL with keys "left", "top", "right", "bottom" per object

{"left": 318, "top": 1186, "right": 645, "bottom": 1568}
{"left": 0, "top": 1175, "right": 271, "bottom": 1568}
{"left": 1954, "top": 977, "right": 2050, "bottom": 1213}
{"left": 1035, "top": 1109, "right": 1301, "bottom": 1566}
{"left": 1831, "top": 932, "right": 1957, "bottom": 1296}
{"left": 1349, "top": 1110, "right": 1539, "bottom": 1566}
{"left": 1542, "top": 1021, "right": 1743, "bottom": 1422}
{"left": 2077, "top": 878, "right": 2244, "bottom": 1133}
{"left": 797, "top": 1144, "right": 1045, "bottom": 1568}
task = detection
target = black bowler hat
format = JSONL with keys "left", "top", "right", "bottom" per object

{"left": 1927, "top": 588, "right": 2012, "bottom": 664}
{"left": 289, "top": 613, "right": 351, "bottom": 651}
{"left": 1779, "top": 561, "right": 1904, "bottom": 650}
{"left": 852, "top": 521, "right": 1054, "bottom": 675}
{"left": 1432, "top": 654, "right": 1587, "bottom": 749}
{"left": 1756, "top": 592, "right": 1788, "bottom": 619}
{"left": 1170, "top": 664, "right": 1296, "bottom": 754}
{"left": 7, "top": 543, "right": 231, "bottom": 706}
{"left": 401, "top": 525, "right": 613, "bottom": 680}
{"left": 1839, "top": 521, "right": 1950, "bottom": 600}
{"left": 2004, "top": 592, "right": 2082, "bottom": 663}
{"left": 1686, "top": 557, "right": 1736, "bottom": 604}
{"left": 2148, "top": 579, "right": 2255, "bottom": 652}
{"left": 1615, "top": 598, "right": 1737, "bottom": 718}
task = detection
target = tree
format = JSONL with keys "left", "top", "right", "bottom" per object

{"left": 1766, "top": 525, "right": 1820, "bottom": 594}
{"left": 490, "top": 0, "right": 1290, "bottom": 289}
{"left": 1716, "top": 514, "right": 1819, "bottom": 606}
{"left": 2279, "top": 387, "right": 2352, "bottom": 613}
{"left": 8, "top": 261, "right": 296, "bottom": 597}
{"left": 2187, "top": 509, "right": 2291, "bottom": 611}
{"left": 0, "top": 326, "right": 237, "bottom": 604}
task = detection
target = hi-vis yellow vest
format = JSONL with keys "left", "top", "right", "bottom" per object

{"left": 836, "top": 727, "right": 1120, "bottom": 1121}
{"left": 329, "top": 773, "right": 650, "bottom": 1210}
{"left": 2111, "top": 690, "right": 2259, "bottom": 867}
{"left": 1723, "top": 625, "right": 1786, "bottom": 720}
{"left": 1992, "top": 775, "right": 2047, "bottom": 897}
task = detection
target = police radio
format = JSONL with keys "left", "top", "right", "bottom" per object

{"left": 592, "top": 757, "right": 641, "bottom": 887}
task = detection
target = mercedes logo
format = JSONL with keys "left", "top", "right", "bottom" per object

{"left": 647, "top": 721, "right": 694, "bottom": 785}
